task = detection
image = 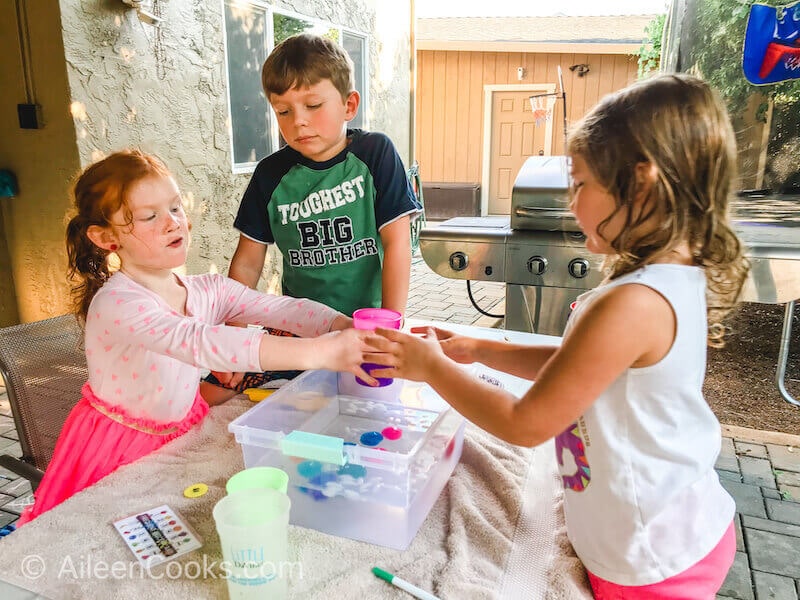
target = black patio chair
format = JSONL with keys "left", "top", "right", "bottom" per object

{"left": 0, "top": 314, "right": 86, "bottom": 491}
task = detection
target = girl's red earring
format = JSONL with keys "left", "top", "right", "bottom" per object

{"left": 109, "top": 244, "right": 118, "bottom": 251}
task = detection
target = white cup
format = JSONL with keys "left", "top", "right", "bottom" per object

{"left": 213, "top": 488, "right": 291, "bottom": 599}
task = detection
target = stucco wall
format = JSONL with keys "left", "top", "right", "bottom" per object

{"left": 0, "top": 209, "right": 19, "bottom": 326}
{"left": 0, "top": 1, "right": 80, "bottom": 325}
{"left": 0, "top": 0, "right": 411, "bottom": 325}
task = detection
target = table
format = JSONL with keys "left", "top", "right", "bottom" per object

{"left": 0, "top": 322, "right": 591, "bottom": 600}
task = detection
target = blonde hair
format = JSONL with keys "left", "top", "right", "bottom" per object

{"left": 567, "top": 73, "right": 749, "bottom": 347}
{"left": 65, "top": 149, "right": 171, "bottom": 323}
{"left": 262, "top": 33, "right": 354, "bottom": 101}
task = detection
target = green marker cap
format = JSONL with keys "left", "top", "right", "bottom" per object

{"left": 372, "top": 566, "right": 394, "bottom": 583}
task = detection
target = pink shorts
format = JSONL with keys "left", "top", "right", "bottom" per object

{"left": 588, "top": 521, "right": 736, "bottom": 599}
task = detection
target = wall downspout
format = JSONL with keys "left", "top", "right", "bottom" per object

{"left": 409, "top": 0, "right": 416, "bottom": 164}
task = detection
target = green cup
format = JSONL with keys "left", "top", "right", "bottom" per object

{"left": 226, "top": 466, "right": 289, "bottom": 495}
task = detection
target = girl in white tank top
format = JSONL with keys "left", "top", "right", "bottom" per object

{"left": 366, "top": 74, "right": 749, "bottom": 598}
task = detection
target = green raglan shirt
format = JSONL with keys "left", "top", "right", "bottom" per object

{"left": 234, "top": 130, "right": 421, "bottom": 316}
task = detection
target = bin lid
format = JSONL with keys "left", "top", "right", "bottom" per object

{"left": 228, "top": 369, "right": 462, "bottom": 472}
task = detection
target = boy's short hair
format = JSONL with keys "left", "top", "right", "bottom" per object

{"left": 262, "top": 33, "right": 355, "bottom": 101}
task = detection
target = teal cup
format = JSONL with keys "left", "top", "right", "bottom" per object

{"left": 226, "top": 466, "right": 289, "bottom": 495}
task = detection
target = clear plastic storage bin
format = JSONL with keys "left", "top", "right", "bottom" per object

{"left": 228, "top": 369, "right": 465, "bottom": 550}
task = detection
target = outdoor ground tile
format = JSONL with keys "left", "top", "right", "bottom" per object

{"left": 742, "top": 515, "right": 800, "bottom": 538}
{"left": 409, "top": 310, "right": 455, "bottom": 321}
{"left": 744, "top": 528, "right": 800, "bottom": 578}
{"left": 719, "top": 438, "right": 740, "bottom": 472}
{"left": 2, "top": 492, "right": 32, "bottom": 515}
{"left": 765, "top": 498, "right": 800, "bottom": 525}
{"left": 0, "top": 493, "right": 14, "bottom": 508}
{"left": 0, "top": 510, "right": 16, "bottom": 528}
{"left": 735, "top": 513, "right": 744, "bottom": 552}
{"left": 764, "top": 488, "right": 782, "bottom": 500}
{"left": 753, "top": 571, "right": 798, "bottom": 600}
{"left": 719, "top": 552, "right": 754, "bottom": 600}
{"left": 736, "top": 442, "right": 769, "bottom": 459}
{"left": 778, "top": 485, "right": 799, "bottom": 502}
{"left": 0, "top": 478, "right": 31, "bottom": 498}
{"left": 776, "top": 470, "right": 800, "bottom": 488}
{"left": 719, "top": 469, "right": 744, "bottom": 483}
{"left": 451, "top": 305, "right": 483, "bottom": 314}
{"left": 0, "top": 437, "right": 17, "bottom": 454}
{"left": 740, "top": 456, "right": 777, "bottom": 488}
{"left": 473, "top": 316, "right": 504, "bottom": 329}
{"left": 0, "top": 465, "right": 21, "bottom": 481}
{"left": 2, "top": 429, "right": 18, "bottom": 441}
{"left": 2, "top": 442, "right": 21, "bottom": 458}
{"left": 767, "top": 444, "right": 800, "bottom": 473}
{"left": 417, "top": 299, "right": 454, "bottom": 310}
{"left": 722, "top": 479, "right": 767, "bottom": 518}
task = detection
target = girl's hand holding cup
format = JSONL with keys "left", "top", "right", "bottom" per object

{"left": 409, "top": 326, "right": 477, "bottom": 365}
{"left": 365, "top": 326, "right": 448, "bottom": 383}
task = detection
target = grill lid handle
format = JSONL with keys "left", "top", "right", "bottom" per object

{"left": 514, "top": 206, "right": 572, "bottom": 220}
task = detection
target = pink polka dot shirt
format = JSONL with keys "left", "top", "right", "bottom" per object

{"left": 84, "top": 272, "right": 339, "bottom": 423}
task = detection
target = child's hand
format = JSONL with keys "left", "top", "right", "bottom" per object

{"left": 364, "top": 327, "right": 447, "bottom": 382}
{"left": 330, "top": 314, "right": 354, "bottom": 331}
{"left": 409, "top": 326, "right": 477, "bottom": 364}
{"left": 317, "top": 328, "right": 377, "bottom": 385}
{"left": 209, "top": 370, "right": 246, "bottom": 389}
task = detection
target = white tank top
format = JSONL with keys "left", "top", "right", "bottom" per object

{"left": 555, "top": 264, "right": 735, "bottom": 586}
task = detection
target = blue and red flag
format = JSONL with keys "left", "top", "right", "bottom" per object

{"left": 743, "top": 1, "right": 800, "bottom": 84}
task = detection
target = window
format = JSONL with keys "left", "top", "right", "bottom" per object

{"left": 223, "top": 1, "right": 272, "bottom": 171}
{"left": 223, "top": 2, "right": 369, "bottom": 172}
{"left": 342, "top": 31, "right": 367, "bottom": 130}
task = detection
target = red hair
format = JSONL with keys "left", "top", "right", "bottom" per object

{"left": 65, "top": 149, "right": 172, "bottom": 322}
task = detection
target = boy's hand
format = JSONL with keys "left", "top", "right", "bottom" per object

{"left": 316, "top": 328, "right": 377, "bottom": 385}
{"left": 409, "top": 326, "right": 477, "bottom": 364}
{"left": 364, "top": 327, "right": 447, "bottom": 382}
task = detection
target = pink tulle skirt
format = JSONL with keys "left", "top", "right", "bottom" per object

{"left": 18, "top": 383, "right": 208, "bottom": 525}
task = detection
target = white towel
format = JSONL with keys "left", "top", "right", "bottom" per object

{"left": 0, "top": 397, "right": 590, "bottom": 599}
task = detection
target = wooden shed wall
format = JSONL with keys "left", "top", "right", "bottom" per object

{"left": 415, "top": 49, "right": 639, "bottom": 184}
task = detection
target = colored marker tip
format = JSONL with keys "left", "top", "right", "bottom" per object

{"left": 372, "top": 566, "right": 394, "bottom": 583}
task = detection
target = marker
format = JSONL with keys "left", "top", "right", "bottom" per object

{"left": 372, "top": 567, "right": 441, "bottom": 600}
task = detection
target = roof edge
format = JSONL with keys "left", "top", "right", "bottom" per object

{"left": 416, "top": 40, "right": 646, "bottom": 55}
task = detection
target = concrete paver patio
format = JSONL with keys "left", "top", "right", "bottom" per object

{"left": 0, "top": 253, "right": 798, "bottom": 598}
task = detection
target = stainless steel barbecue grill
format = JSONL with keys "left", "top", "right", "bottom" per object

{"left": 419, "top": 156, "right": 800, "bottom": 406}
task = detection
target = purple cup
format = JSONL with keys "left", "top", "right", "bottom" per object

{"left": 356, "top": 362, "right": 393, "bottom": 387}
{"left": 352, "top": 308, "right": 402, "bottom": 387}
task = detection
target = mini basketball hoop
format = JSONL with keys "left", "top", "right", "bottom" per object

{"left": 529, "top": 94, "right": 551, "bottom": 126}
{"left": 527, "top": 66, "right": 568, "bottom": 146}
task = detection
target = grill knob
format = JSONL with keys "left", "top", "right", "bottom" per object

{"left": 568, "top": 258, "right": 590, "bottom": 279}
{"left": 449, "top": 251, "right": 469, "bottom": 271}
{"left": 526, "top": 256, "right": 548, "bottom": 276}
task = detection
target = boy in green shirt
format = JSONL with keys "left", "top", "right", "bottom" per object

{"left": 206, "top": 33, "right": 420, "bottom": 397}
{"left": 231, "top": 33, "right": 420, "bottom": 315}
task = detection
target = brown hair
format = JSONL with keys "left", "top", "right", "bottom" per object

{"left": 65, "top": 149, "right": 171, "bottom": 323}
{"left": 262, "top": 33, "right": 354, "bottom": 101}
{"left": 567, "top": 73, "right": 749, "bottom": 347}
